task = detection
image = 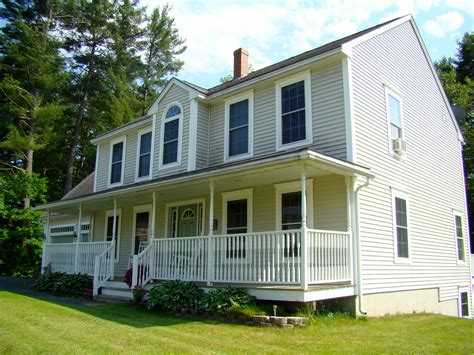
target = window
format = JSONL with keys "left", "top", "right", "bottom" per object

{"left": 275, "top": 179, "right": 313, "bottom": 230}
{"left": 105, "top": 210, "right": 121, "bottom": 261}
{"left": 161, "top": 104, "right": 182, "bottom": 167}
{"left": 454, "top": 214, "right": 465, "bottom": 262}
{"left": 385, "top": 86, "right": 404, "bottom": 153}
{"left": 275, "top": 71, "right": 312, "bottom": 150}
{"left": 222, "top": 189, "right": 253, "bottom": 259}
{"left": 109, "top": 138, "right": 125, "bottom": 185}
{"left": 281, "top": 192, "right": 302, "bottom": 230}
{"left": 133, "top": 210, "right": 150, "bottom": 254}
{"left": 137, "top": 130, "right": 152, "bottom": 179}
{"left": 392, "top": 191, "right": 409, "bottom": 261}
{"left": 460, "top": 291, "right": 469, "bottom": 317}
{"left": 224, "top": 91, "right": 253, "bottom": 161}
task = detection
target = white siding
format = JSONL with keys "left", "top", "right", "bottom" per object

{"left": 196, "top": 101, "right": 210, "bottom": 169}
{"left": 351, "top": 21, "right": 471, "bottom": 303}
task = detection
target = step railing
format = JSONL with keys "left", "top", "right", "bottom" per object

{"left": 93, "top": 239, "right": 115, "bottom": 296}
{"left": 131, "top": 241, "right": 155, "bottom": 288}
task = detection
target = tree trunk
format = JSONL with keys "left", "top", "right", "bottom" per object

{"left": 23, "top": 109, "right": 37, "bottom": 209}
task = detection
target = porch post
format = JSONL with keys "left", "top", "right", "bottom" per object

{"left": 346, "top": 176, "right": 354, "bottom": 283}
{"left": 74, "top": 203, "right": 82, "bottom": 273}
{"left": 300, "top": 165, "right": 309, "bottom": 290}
{"left": 111, "top": 198, "right": 117, "bottom": 278}
{"left": 150, "top": 190, "right": 157, "bottom": 279}
{"left": 41, "top": 210, "right": 50, "bottom": 273}
{"left": 207, "top": 180, "right": 214, "bottom": 286}
{"left": 112, "top": 198, "right": 117, "bottom": 242}
{"left": 151, "top": 191, "right": 157, "bottom": 238}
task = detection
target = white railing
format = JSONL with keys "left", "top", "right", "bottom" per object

{"left": 43, "top": 241, "right": 111, "bottom": 275}
{"left": 132, "top": 242, "right": 155, "bottom": 287}
{"left": 93, "top": 240, "right": 115, "bottom": 296}
{"left": 307, "top": 229, "right": 352, "bottom": 283}
{"left": 212, "top": 230, "right": 302, "bottom": 284}
{"left": 151, "top": 236, "right": 208, "bottom": 283}
{"left": 43, "top": 243, "right": 76, "bottom": 274}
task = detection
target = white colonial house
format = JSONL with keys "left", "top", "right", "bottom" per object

{"left": 37, "top": 15, "right": 472, "bottom": 317}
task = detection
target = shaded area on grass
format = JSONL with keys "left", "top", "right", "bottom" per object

{"left": 0, "top": 290, "right": 473, "bottom": 353}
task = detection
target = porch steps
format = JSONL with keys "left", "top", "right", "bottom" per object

{"left": 97, "top": 280, "right": 132, "bottom": 300}
{"left": 94, "top": 295, "right": 130, "bottom": 304}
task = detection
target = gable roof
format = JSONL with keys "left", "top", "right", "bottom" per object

{"left": 61, "top": 172, "right": 94, "bottom": 200}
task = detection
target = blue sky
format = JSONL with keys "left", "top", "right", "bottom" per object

{"left": 143, "top": 0, "right": 473, "bottom": 89}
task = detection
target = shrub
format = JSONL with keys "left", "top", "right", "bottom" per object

{"left": 201, "top": 286, "right": 255, "bottom": 313}
{"left": 147, "top": 280, "right": 203, "bottom": 311}
{"left": 34, "top": 268, "right": 91, "bottom": 297}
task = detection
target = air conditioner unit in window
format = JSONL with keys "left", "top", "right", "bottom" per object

{"left": 392, "top": 138, "right": 407, "bottom": 154}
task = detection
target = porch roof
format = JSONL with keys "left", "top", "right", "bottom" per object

{"left": 35, "top": 148, "right": 373, "bottom": 213}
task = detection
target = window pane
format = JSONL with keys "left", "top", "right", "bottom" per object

{"left": 164, "top": 119, "right": 179, "bottom": 142}
{"left": 227, "top": 199, "right": 247, "bottom": 232}
{"left": 140, "top": 132, "right": 152, "bottom": 154}
{"left": 395, "top": 198, "right": 407, "bottom": 227}
{"left": 229, "top": 126, "right": 248, "bottom": 156}
{"left": 138, "top": 153, "right": 150, "bottom": 177}
{"left": 229, "top": 100, "right": 249, "bottom": 129}
{"left": 163, "top": 141, "right": 178, "bottom": 164}
{"left": 397, "top": 227, "right": 408, "bottom": 258}
{"left": 461, "top": 292, "right": 469, "bottom": 316}
{"left": 391, "top": 123, "right": 401, "bottom": 140}
{"left": 282, "top": 192, "right": 301, "bottom": 229}
{"left": 388, "top": 94, "right": 401, "bottom": 126}
{"left": 166, "top": 105, "right": 181, "bottom": 118}
{"left": 110, "top": 162, "right": 122, "bottom": 184}
{"left": 281, "top": 81, "right": 305, "bottom": 114}
{"left": 112, "top": 142, "right": 123, "bottom": 163}
{"left": 282, "top": 110, "right": 306, "bottom": 144}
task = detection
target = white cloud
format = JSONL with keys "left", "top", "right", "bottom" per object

{"left": 424, "top": 11, "right": 464, "bottom": 37}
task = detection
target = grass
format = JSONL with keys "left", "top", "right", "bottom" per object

{"left": 0, "top": 291, "right": 473, "bottom": 353}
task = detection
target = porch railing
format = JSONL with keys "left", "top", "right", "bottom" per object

{"left": 131, "top": 229, "right": 352, "bottom": 289}
{"left": 43, "top": 241, "right": 111, "bottom": 275}
{"left": 92, "top": 240, "right": 115, "bottom": 296}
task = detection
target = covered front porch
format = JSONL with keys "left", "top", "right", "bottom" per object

{"left": 40, "top": 150, "right": 373, "bottom": 299}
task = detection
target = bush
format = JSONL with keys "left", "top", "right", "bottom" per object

{"left": 34, "top": 267, "right": 92, "bottom": 297}
{"left": 201, "top": 286, "right": 255, "bottom": 313}
{"left": 147, "top": 280, "right": 203, "bottom": 311}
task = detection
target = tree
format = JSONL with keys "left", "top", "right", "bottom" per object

{"left": 0, "top": 0, "right": 67, "bottom": 208}
{"left": 0, "top": 170, "right": 47, "bottom": 277}
{"left": 455, "top": 33, "right": 474, "bottom": 84}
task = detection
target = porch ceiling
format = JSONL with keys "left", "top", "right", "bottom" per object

{"left": 37, "top": 148, "right": 374, "bottom": 214}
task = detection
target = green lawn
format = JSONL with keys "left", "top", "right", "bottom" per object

{"left": 0, "top": 291, "right": 472, "bottom": 353}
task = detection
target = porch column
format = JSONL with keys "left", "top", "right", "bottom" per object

{"left": 151, "top": 191, "right": 157, "bottom": 238}
{"left": 150, "top": 190, "right": 157, "bottom": 279}
{"left": 345, "top": 176, "right": 355, "bottom": 284}
{"left": 111, "top": 198, "right": 117, "bottom": 277}
{"left": 41, "top": 210, "right": 50, "bottom": 273}
{"left": 74, "top": 203, "right": 82, "bottom": 273}
{"left": 207, "top": 180, "right": 214, "bottom": 286}
{"left": 300, "top": 165, "right": 309, "bottom": 290}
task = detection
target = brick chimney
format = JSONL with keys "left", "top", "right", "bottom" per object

{"left": 233, "top": 48, "right": 249, "bottom": 79}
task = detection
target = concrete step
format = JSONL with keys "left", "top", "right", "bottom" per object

{"left": 101, "top": 286, "right": 132, "bottom": 299}
{"left": 103, "top": 280, "right": 129, "bottom": 289}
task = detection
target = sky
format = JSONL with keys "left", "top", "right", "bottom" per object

{"left": 141, "top": 0, "right": 473, "bottom": 89}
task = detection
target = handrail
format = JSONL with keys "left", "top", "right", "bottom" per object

{"left": 93, "top": 240, "right": 114, "bottom": 296}
{"left": 131, "top": 241, "right": 155, "bottom": 288}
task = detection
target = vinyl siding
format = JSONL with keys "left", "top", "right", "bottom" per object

{"left": 152, "top": 84, "right": 190, "bottom": 177}
{"left": 209, "top": 62, "right": 347, "bottom": 166}
{"left": 351, "top": 21, "right": 471, "bottom": 304}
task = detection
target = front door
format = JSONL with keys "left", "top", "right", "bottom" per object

{"left": 134, "top": 211, "right": 150, "bottom": 254}
{"left": 178, "top": 204, "right": 198, "bottom": 237}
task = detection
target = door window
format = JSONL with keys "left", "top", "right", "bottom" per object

{"left": 134, "top": 212, "right": 149, "bottom": 254}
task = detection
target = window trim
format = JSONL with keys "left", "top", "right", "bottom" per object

{"left": 384, "top": 84, "right": 404, "bottom": 156}
{"left": 222, "top": 188, "right": 253, "bottom": 235}
{"left": 275, "top": 70, "right": 313, "bottom": 151}
{"left": 130, "top": 204, "right": 152, "bottom": 255}
{"left": 164, "top": 198, "right": 206, "bottom": 238}
{"left": 108, "top": 136, "right": 126, "bottom": 188}
{"left": 391, "top": 189, "right": 411, "bottom": 264}
{"left": 453, "top": 211, "right": 466, "bottom": 264}
{"left": 274, "top": 180, "right": 314, "bottom": 230}
{"left": 159, "top": 102, "right": 184, "bottom": 170}
{"left": 223, "top": 90, "right": 254, "bottom": 163}
{"left": 135, "top": 127, "right": 153, "bottom": 182}
{"left": 104, "top": 209, "right": 122, "bottom": 263}
{"left": 458, "top": 288, "right": 470, "bottom": 318}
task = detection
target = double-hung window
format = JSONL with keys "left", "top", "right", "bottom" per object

{"left": 137, "top": 130, "right": 152, "bottom": 179}
{"left": 392, "top": 190, "right": 409, "bottom": 261}
{"left": 460, "top": 291, "right": 469, "bottom": 317}
{"left": 161, "top": 104, "right": 182, "bottom": 167}
{"left": 276, "top": 71, "right": 312, "bottom": 150}
{"left": 224, "top": 91, "right": 253, "bottom": 162}
{"left": 385, "top": 86, "right": 404, "bottom": 154}
{"left": 109, "top": 138, "right": 125, "bottom": 186}
{"left": 454, "top": 214, "right": 465, "bottom": 262}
